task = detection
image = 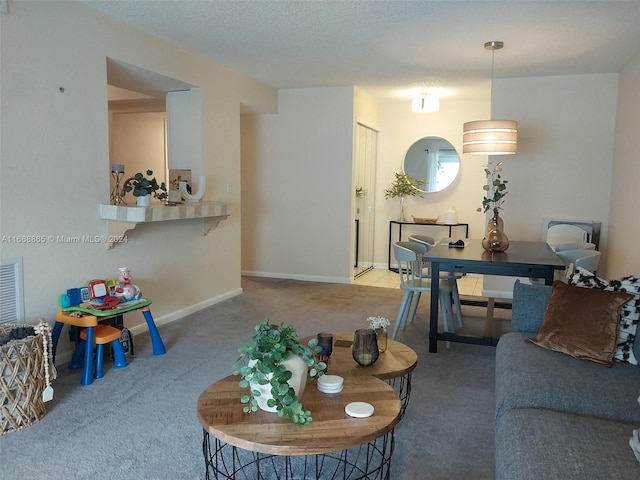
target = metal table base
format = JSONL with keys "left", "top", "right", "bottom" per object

{"left": 202, "top": 429, "right": 395, "bottom": 480}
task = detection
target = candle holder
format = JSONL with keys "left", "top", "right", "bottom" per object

{"left": 110, "top": 164, "right": 126, "bottom": 205}
{"left": 317, "top": 332, "right": 333, "bottom": 369}
{"left": 352, "top": 329, "right": 379, "bottom": 366}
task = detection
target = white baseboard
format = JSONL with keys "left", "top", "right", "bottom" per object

{"left": 241, "top": 270, "right": 350, "bottom": 284}
{"left": 130, "top": 288, "right": 243, "bottom": 334}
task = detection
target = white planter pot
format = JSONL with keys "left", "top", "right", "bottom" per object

{"left": 249, "top": 354, "right": 308, "bottom": 413}
{"left": 136, "top": 194, "right": 151, "bottom": 207}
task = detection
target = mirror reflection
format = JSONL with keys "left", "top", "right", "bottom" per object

{"left": 403, "top": 136, "right": 460, "bottom": 193}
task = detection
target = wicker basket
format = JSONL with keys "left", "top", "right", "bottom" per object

{"left": 412, "top": 215, "right": 439, "bottom": 224}
{"left": 0, "top": 324, "right": 47, "bottom": 435}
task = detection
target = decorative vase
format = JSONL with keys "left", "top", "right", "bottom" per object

{"left": 374, "top": 327, "right": 388, "bottom": 353}
{"left": 482, "top": 213, "right": 510, "bottom": 253}
{"left": 249, "top": 354, "right": 308, "bottom": 413}
{"left": 352, "top": 328, "right": 379, "bottom": 366}
{"left": 399, "top": 197, "right": 406, "bottom": 221}
{"left": 136, "top": 194, "right": 151, "bottom": 207}
{"left": 179, "top": 175, "right": 206, "bottom": 202}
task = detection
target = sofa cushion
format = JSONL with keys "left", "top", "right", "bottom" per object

{"left": 570, "top": 268, "right": 640, "bottom": 365}
{"left": 528, "top": 281, "right": 632, "bottom": 366}
{"left": 496, "top": 332, "right": 640, "bottom": 423}
{"left": 511, "top": 280, "right": 553, "bottom": 333}
{"left": 495, "top": 408, "right": 640, "bottom": 480}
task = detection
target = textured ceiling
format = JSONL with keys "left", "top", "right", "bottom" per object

{"left": 85, "top": 0, "right": 640, "bottom": 102}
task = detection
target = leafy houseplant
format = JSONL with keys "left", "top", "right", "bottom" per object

{"left": 384, "top": 173, "right": 426, "bottom": 221}
{"left": 124, "top": 170, "right": 167, "bottom": 200}
{"left": 384, "top": 173, "right": 425, "bottom": 200}
{"left": 233, "top": 319, "right": 326, "bottom": 425}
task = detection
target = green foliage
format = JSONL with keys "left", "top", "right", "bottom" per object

{"left": 384, "top": 173, "right": 425, "bottom": 199}
{"left": 124, "top": 170, "right": 168, "bottom": 200}
{"left": 480, "top": 162, "right": 508, "bottom": 215}
{"left": 233, "top": 318, "right": 326, "bottom": 425}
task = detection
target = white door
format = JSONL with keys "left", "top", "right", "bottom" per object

{"left": 354, "top": 123, "right": 378, "bottom": 278}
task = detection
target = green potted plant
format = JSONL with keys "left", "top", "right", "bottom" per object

{"left": 384, "top": 173, "right": 425, "bottom": 221}
{"left": 123, "top": 170, "right": 167, "bottom": 205}
{"left": 233, "top": 318, "right": 326, "bottom": 425}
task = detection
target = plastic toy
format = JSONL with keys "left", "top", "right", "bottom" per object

{"left": 114, "top": 267, "right": 141, "bottom": 302}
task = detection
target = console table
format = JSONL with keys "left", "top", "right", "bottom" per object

{"left": 197, "top": 375, "right": 400, "bottom": 479}
{"left": 388, "top": 220, "right": 469, "bottom": 271}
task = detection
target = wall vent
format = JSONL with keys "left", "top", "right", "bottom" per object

{"left": 0, "top": 257, "right": 24, "bottom": 324}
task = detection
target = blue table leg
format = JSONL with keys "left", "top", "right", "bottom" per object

{"left": 81, "top": 326, "right": 95, "bottom": 386}
{"left": 141, "top": 308, "right": 166, "bottom": 355}
{"left": 52, "top": 321, "right": 64, "bottom": 364}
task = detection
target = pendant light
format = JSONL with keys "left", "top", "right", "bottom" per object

{"left": 463, "top": 41, "right": 517, "bottom": 155}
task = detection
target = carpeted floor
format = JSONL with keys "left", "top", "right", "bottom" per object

{"left": 0, "top": 276, "right": 509, "bottom": 479}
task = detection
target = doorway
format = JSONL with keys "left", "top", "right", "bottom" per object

{"left": 353, "top": 123, "right": 378, "bottom": 278}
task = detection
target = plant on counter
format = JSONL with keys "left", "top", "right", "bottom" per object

{"left": 233, "top": 318, "right": 326, "bottom": 425}
{"left": 123, "top": 170, "right": 167, "bottom": 200}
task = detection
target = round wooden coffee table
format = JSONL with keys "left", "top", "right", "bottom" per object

{"left": 302, "top": 332, "right": 418, "bottom": 418}
{"left": 197, "top": 375, "right": 400, "bottom": 479}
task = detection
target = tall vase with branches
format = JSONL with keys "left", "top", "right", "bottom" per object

{"left": 384, "top": 173, "right": 425, "bottom": 221}
{"left": 479, "top": 162, "right": 510, "bottom": 252}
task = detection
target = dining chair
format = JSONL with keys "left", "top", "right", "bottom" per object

{"left": 391, "top": 242, "right": 456, "bottom": 347}
{"left": 554, "top": 241, "right": 596, "bottom": 252}
{"left": 408, "top": 235, "right": 464, "bottom": 328}
{"left": 557, "top": 249, "right": 601, "bottom": 279}
{"left": 530, "top": 241, "right": 598, "bottom": 285}
{"left": 407, "top": 234, "right": 436, "bottom": 246}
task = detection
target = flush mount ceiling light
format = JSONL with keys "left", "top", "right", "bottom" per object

{"left": 463, "top": 41, "right": 517, "bottom": 155}
{"left": 412, "top": 94, "right": 440, "bottom": 113}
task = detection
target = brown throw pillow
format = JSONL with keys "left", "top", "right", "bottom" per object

{"left": 528, "top": 281, "right": 633, "bottom": 366}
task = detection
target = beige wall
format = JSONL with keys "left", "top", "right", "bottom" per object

{"left": 607, "top": 53, "right": 640, "bottom": 277}
{"left": 492, "top": 73, "right": 619, "bottom": 275}
{"left": 0, "top": 2, "right": 276, "bottom": 361}
{"left": 241, "top": 87, "right": 355, "bottom": 282}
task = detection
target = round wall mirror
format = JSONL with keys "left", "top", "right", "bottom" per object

{"left": 403, "top": 136, "right": 460, "bottom": 193}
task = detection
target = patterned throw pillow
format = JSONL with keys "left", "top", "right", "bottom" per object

{"left": 569, "top": 267, "right": 640, "bottom": 365}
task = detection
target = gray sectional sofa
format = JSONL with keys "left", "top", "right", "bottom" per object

{"left": 495, "top": 281, "right": 640, "bottom": 479}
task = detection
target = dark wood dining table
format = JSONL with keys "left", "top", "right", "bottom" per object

{"left": 422, "top": 240, "right": 565, "bottom": 353}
